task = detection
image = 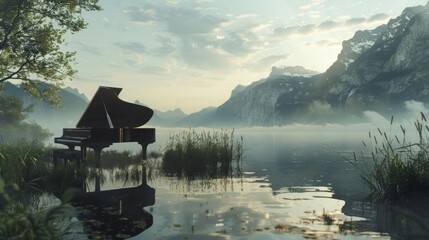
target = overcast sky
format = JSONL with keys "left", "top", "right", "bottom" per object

{"left": 64, "top": 0, "right": 428, "bottom": 113}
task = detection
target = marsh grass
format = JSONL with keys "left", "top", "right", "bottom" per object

{"left": 350, "top": 113, "right": 429, "bottom": 202}
{"left": 162, "top": 129, "right": 243, "bottom": 180}
{"left": 0, "top": 177, "right": 79, "bottom": 239}
{"left": 0, "top": 140, "right": 52, "bottom": 188}
{"left": 0, "top": 141, "right": 84, "bottom": 238}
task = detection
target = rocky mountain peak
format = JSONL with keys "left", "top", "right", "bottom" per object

{"left": 268, "top": 66, "right": 318, "bottom": 79}
{"left": 230, "top": 84, "right": 246, "bottom": 98}
{"left": 330, "top": 2, "right": 429, "bottom": 75}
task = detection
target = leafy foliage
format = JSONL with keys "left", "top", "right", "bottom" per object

{"left": 0, "top": 0, "right": 101, "bottom": 106}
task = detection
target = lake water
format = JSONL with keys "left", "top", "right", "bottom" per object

{"left": 71, "top": 125, "right": 429, "bottom": 239}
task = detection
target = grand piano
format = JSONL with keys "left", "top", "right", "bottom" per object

{"left": 54, "top": 86, "right": 155, "bottom": 167}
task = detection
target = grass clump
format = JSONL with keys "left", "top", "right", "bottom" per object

{"left": 0, "top": 141, "right": 82, "bottom": 238}
{"left": 162, "top": 129, "right": 243, "bottom": 180}
{"left": 0, "top": 140, "right": 52, "bottom": 188}
{"left": 351, "top": 113, "right": 429, "bottom": 202}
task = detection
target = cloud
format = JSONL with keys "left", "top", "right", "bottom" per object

{"left": 114, "top": 42, "right": 146, "bottom": 53}
{"left": 140, "top": 65, "right": 170, "bottom": 75}
{"left": 298, "top": 24, "right": 316, "bottom": 34}
{"left": 314, "top": 40, "right": 340, "bottom": 47}
{"left": 120, "top": 2, "right": 391, "bottom": 74}
{"left": 317, "top": 20, "right": 340, "bottom": 31}
{"left": 273, "top": 14, "right": 390, "bottom": 38}
{"left": 272, "top": 24, "right": 316, "bottom": 37}
{"left": 272, "top": 26, "right": 299, "bottom": 37}
{"left": 299, "top": 0, "right": 324, "bottom": 10}
{"left": 124, "top": 3, "right": 236, "bottom": 71}
{"left": 258, "top": 54, "right": 290, "bottom": 66}
{"left": 368, "top": 13, "right": 389, "bottom": 23}
{"left": 404, "top": 100, "right": 427, "bottom": 115}
{"left": 178, "top": 37, "right": 232, "bottom": 70}
{"left": 215, "top": 27, "right": 263, "bottom": 56}
{"left": 164, "top": 8, "right": 228, "bottom": 35}
{"left": 73, "top": 41, "right": 103, "bottom": 55}
{"left": 125, "top": 6, "right": 158, "bottom": 22}
{"left": 346, "top": 17, "right": 366, "bottom": 26}
{"left": 243, "top": 53, "right": 290, "bottom": 72}
{"left": 151, "top": 36, "right": 176, "bottom": 57}
{"left": 125, "top": 4, "right": 228, "bottom": 35}
{"left": 364, "top": 111, "right": 390, "bottom": 125}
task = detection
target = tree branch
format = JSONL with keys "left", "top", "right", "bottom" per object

{"left": 0, "top": 57, "right": 30, "bottom": 83}
{"left": 0, "top": 0, "right": 25, "bottom": 51}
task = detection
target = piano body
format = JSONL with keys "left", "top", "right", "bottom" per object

{"left": 54, "top": 86, "right": 155, "bottom": 167}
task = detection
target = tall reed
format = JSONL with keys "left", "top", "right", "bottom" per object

{"left": 162, "top": 129, "right": 243, "bottom": 180}
{"left": 351, "top": 113, "right": 429, "bottom": 202}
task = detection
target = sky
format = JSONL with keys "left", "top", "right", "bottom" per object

{"left": 64, "top": 0, "right": 428, "bottom": 113}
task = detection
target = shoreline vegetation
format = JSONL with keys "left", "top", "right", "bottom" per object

{"left": 0, "top": 128, "right": 244, "bottom": 238}
{"left": 350, "top": 113, "right": 429, "bottom": 202}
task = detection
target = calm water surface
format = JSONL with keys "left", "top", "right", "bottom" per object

{"left": 75, "top": 126, "right": 429, "bottom": 239}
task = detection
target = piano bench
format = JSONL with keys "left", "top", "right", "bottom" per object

{"left": 53, "top": 149, "right": 81, "bottom": 166}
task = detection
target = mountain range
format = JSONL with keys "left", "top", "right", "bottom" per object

{"left": 2, "top": 2, "right": 429, "bottom": 129}
{"left": 185, "top": 1, "right": 429, "bottom": 127}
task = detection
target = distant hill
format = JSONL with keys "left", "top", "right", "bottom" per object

{"left": 2, "top": 83, "right": 193, "bottom": 130}
{"left": 151, "top": 108, "right": 188, "bottom": 126}
{"left": 177, "top": 107, "right": 216, "bottom": 127}
{"left": 2, "top": 82, "right": 88, "bottom": 134}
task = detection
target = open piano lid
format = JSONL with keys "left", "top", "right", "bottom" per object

{"left": 76, "top": 86, "right": 153, "bottom": 128}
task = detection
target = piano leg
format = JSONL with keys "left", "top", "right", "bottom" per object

{"left": 95, "top": 172, "right": 101, "bottom": 192}
{"left": 139, "top": 142, "right": 150, "bottom": 185}
{"left": 139, "top": 142, "right": 149, "bottom": 160}
{"left": 94, "top": 147, "right": 102, "bottom": 168}
{"left": 81, "top": 147, "right": 87, "bottom": 163}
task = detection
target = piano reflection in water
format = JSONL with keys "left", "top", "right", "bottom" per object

{"left": 54, "top": 86, "right": 155, "bottom": 168}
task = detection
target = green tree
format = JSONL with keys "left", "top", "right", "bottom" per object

{"left": 0, "top": 95, "right": 31, "bottom": 125}
{"left": 0, "top": 96, "right": 51, "bottom": 142}
{"left": 0, "top": 0, "right": 101, "bottom": 106}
